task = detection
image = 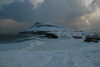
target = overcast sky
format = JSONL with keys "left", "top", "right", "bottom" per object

{"left": 0, "top": 0, "right": 100, "bottom": 34}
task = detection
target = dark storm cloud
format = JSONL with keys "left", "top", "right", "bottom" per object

{"left": 0, "top": 0, "right": 89, "bottom": 23}
{"left": 0, "top": 0, "right": 91, "bottom": 34}
{"left": 0, "top": 0, "right": 35, "bottom": 22}
{"left": 35, "top": 0, "right": 92, "bottom": 32}
{"left": 0, "top": 5, "right": 3, "bottom": 11}
{"left": 0, "top": 0, "right": 100, "bottom": 34}
{"left": 0, "top": 0, "right": 36, "bottom": 34}
{"left": 37, "top": 0, "right": 88, "bottom": 23}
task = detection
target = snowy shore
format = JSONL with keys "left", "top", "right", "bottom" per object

{"left": 0, "top": 22, "right": 100, "bottom": 67}
{"left": 0, "top": 38, "right": 100, "bottom": 67}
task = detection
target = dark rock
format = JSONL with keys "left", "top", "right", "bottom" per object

{"left": 44, "top": 33, "right": 58, "bottom": 39}
{"left": 84, "top": 38, "right": 98, "bottom": 43}
{"left": 19, "top": 31, "right": 58, "bottom": 39}
{"left": 84, "top": 35, "right": 100, "bottom": 43}
{"left": 72, "top": 36, "right": 82, "bottom": 39}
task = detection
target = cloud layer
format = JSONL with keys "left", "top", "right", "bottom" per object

{"left": 0, "top": 0, "right": 35, "bottom": 22}
{"left": 0, "top": 0, "right": 100, "bottom": 34}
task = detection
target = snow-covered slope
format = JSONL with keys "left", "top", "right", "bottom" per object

{"left": 20, "top": 22, "right": 93, "bottom": 38}
{"left": 0, "top": 39, "right": 100, "bottom": 67}
{"left": 0, "top": 22, "right": 100, "bottom": 67}
{"left": 28, "top": 22, "right": 71, "bottom": 32}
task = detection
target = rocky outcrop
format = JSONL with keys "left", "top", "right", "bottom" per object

{"left": 19, "top": 31, "right": 58, "bottom": 39}
{"left": 72, "top": 36, "right": 82, "bottom": 39}
{"left": 84, "top": 35, "right": 100, "bottom": 43}
{"left": 44, "top": 33, "right": 58, "bottom": 39}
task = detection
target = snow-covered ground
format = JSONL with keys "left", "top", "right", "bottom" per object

{"left": 0, "top": 38, "right": 100, "bottom": 67}
{"left": 0, "top": 22, "right": 100, "bottom": 67}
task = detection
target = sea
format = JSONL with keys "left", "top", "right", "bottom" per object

{"left": 0, "top": 34, "right": 36, "bottom": 43}
{"left": 0, "top": 34, "right": 46, "bottom": 51}
{"left": 0, "top": 34, "right": 70, "bottom": 51}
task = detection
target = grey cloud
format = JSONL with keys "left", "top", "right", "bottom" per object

{"left": 0, "top": 0, "right": 89, "bottom": 24}
{"left": 86, "top": 0, "right": 100, "bottom": 33}
{"left": 0, "top": 0, "right": 14, "bottom": 5}
{"left": 35, "top": 0, "right": 90, "bottom": 31}
{"left": 0, "top": 0, "right": 91, "bottom": 34}
{"left": 37, "top": 0, "right": 88, "bottom": 22}
{"left": 90, "top": 0, "right": 100, "bottom": 11}
{"left": 0, "top": 0, "right": 35, "bottom": 22}
{"left": 91, "top": 0, "right": 100, "bottom": 7}
{"left": 0, "top": 0, "right": 100, "bottom": 34}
